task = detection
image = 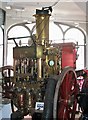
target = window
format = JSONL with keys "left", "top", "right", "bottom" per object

{"left": 7, "top": 23, "right": 86, "bottom": 70}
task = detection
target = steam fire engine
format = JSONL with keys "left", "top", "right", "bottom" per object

{"left": 1, "top": 7, "right": 88, "bottom": 120}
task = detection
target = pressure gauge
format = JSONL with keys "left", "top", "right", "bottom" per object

{"left": 48, "top": 60, "right": 55, "bottom": 67}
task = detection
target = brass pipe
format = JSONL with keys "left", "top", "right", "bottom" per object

{"left": 37, "top": 58, "right": 42, "bottom": 79}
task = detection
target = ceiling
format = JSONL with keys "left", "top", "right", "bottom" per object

{"left": 0, "top": 0, "right": 88, "bottom": 30}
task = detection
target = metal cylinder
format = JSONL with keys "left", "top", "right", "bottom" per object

{"left": 34, "top": 9, "right": 50, "bottom": 46}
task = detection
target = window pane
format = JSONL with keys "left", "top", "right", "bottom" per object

{"left": 8, "top": 26, "right": 30, "bottom": 38}
{"left": 76, "top": 46, "right": 84, "bottom": 70}
{"left": 65, "top": 28, "right": 84, "bottom": 45}
{"left": 0, "top": 27, "right": 3, "bottom": 67}
{"left": 7, "top": 26, "right": 30, "bottom": 65}
{"left": 7, "top": 40, "right": 15, "bottom": 65}
{"left": 25, "top": 23, "right": 35, "bottom": 30}
{"left": 0, "top": 27, "right": 3, "bottom": 44}
{"left": 59, "top": 24, "right": 69, "bottom": 32}
{"left": 49, "top": 21, "right": 63, "bottom": 43}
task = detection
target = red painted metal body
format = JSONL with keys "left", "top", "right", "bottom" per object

{"left": 60, "top": 42, "right": 77, "bottom": 69}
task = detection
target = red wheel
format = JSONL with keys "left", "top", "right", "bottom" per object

{"left": 0, "top": 65, "right": 14, "bottom": 99}
{"left": 53, "top": 67, "right": 78, "bottom": 120}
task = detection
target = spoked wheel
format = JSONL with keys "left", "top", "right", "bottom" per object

{"left": 0, "top": 65, "right": 14, "bottom": 99}
{"left": 53, "top": 67, "right": 78, "bottom": 120}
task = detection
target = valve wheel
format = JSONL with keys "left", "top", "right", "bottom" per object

{"left": 0, "top": 65, "right": 14, "bottom": 99}
{"left": 53, "top": 67, "right": 78, "bottom": 120}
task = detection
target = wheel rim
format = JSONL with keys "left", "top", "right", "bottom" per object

{"left": 53, "top": 67, "right": 78, "bottom": 120}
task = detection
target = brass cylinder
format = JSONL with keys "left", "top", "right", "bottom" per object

{"left": 34, "top": 12, "right": 50, "bottom": 46}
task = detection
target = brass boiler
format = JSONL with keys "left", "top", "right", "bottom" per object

{"left": 34, "top": 9, "right": 50, "bottom": 79}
